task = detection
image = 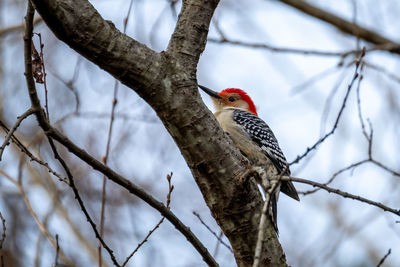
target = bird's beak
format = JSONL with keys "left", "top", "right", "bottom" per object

{"left": 198, "top": 85, "right": 222, "bottom": 99}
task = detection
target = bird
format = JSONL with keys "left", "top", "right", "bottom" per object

{"left": 198, "top": 84, "right": 299, "bottom": 230}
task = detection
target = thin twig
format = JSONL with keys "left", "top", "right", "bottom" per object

{"left": 99, "top": 2, "right": 134, "bottom": 266}
{"left": 0, "top": 120, "right": 69, "bottom": 184}
{"left": 48, "top": 138, "right": 121, "bottom": 267}
{"left": 54, "top": 234, "right": 59, "bottom": 267}
{"left": 26, "top": 161, "right": 109, "bottom": 265}
{"left": 213, "top": 231, "right": 224, "bottom": 258}
{"left": 301, "top": 76, "right": 398, "bottom": 195}
{"left": 34, "top": 200, "right": 56, "bottom": 267}
{"left": 287, "top": 176, "right": 400, "bottom": 217}
{"left": 122, "top": 173, "right": 174, "bottom": 267}
{"left": 49, "top": 58, "right": 82, "bottom": 116}
{"left": 168, "top": 0, "right": 178, "bottom": 18}
{"left": 300, "top": 159, "right": 368, "bottom": 195}
{"left": 0, "top": 211, "right": 5, "bottom": 267}
{"left": 0, "top": 211, "right": 5, "bottom": 249}
{"left": 371, "top": 159, "right": 400, "bottom": 177}
{"left": 192, "top": 212, "right": 233, "bottom": 254}
{"left": 0, "top": 108, "right": 35, "bottom": 161}
{"left": 376, "top": 248, "right": 391, "bottom": 267}
{"left": 302, "top": 75, "right": 399, "bottom": 194}
{"left": 0, "top": 169, "right": 72, "bottom": 265}
{"left": 355, "top": 62, "right": 368, "bottom": 139}
{"left": 208, "top": 37, "right": 398, "bottom": 58}
{"left": 291, "top": 48, "right": 366, "bottom": 165}
{"left": 208, "top": 37, "right": 360, "bottom": 57}
{"left": 25, "top": 4, "right": 120, "bottom": 266}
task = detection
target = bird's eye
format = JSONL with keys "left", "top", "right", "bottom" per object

{"left": 228, "top": 96, "right": 235, "bottom": 102}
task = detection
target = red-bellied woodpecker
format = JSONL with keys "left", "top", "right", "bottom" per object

{"left": 198, "top": 85, "right": 299, "bottom": 229}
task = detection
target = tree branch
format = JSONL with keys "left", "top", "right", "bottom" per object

{"left": 376, "top": 249, "right": 391, "bottom": 267}
{"left": 30, "top": 0, "right": 162, "bottom": 95}
{"left": 0, "top": 108, "right": 35, "bottom": 161}
{"left": 167, "top": 0, "right": 219, "bottom": 71}
{"left": 291, "top": 50, "right": 364, "bottom": 165}
{"left": 0, "top": 120, "right": 69, "bottom": 184}
{"left": 24, "top": 3, "right": 218, "bottom": 265}
{"left": 275, "top": 0, "right": 400, "bottom": 54}
{"left": 24, "top": 3, "right": 217, "bottom": 266}
{"left": 122, "top": 173, "right": 174, "bottom": 267}
{"left": 287, "top": 176, "right": 400, "bottom": 217}
{"left": 29, "top": 0, "right": 288, "bottom": 265}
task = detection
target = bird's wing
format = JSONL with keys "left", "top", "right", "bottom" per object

{"left": 232, "top": 109, "right": 299, "bottom": 201}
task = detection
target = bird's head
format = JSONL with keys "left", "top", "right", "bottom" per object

{"left": 198, "top": 85, "right": 258, "bottom": 116}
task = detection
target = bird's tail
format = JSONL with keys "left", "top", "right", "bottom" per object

{"left": 280, "top": 180, "right": 300, "bottom": 201}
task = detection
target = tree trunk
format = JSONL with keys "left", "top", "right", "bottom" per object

{"left": 30, "top": 0, "right": 288, "bottom": 265}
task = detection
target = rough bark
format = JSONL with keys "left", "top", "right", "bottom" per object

{"left": 30, "top": 0, "right": 287, "bottom": 266}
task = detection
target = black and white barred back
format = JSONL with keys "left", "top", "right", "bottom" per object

{"left": 232, "top": 109, "right": 290, "bottom": 175}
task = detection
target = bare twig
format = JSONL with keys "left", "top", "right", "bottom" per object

{"left": 355, "top": 63, "right": 368, "bottom": 140}
{"left": 0, "top": 108, "right": 35, "bottom": 161}
{"left": 33, "top": 163, "right": 109, "bottom": 265}
{"left": 371, "top": 159, "right": 400, "bottom": 177}
{"left": 376, "top": 248, "right": 391, "bottom": 267}
{"left": 192, "top": 211, "right": 233, "bottom": 254}
{"left": 208, "top": 37, "right": 358, "bottom": 57}
{"left": 301, "top": 74, "right": 398, "bottom": 195}
{"left": 291, "top": 48, "right": 365, "bottom": 165}
{"left": 122, "top": 173, "right": 174, "bottom": 267}
{"left": 168, "top": 0, "right": 179, "bottom": 18}
{"left": 53, "top": 234, "right": 59, "bottom": 267}
{"left": 0, "top": 211, "right": 5, "bottom": 267}
{"left": 49, "top": 138, "right": 121, "bottom": 266}
{"left": 34, "top": 200, "right": 56, "bottom": 267}
{"left": 300, "top": 159, "right": 368, "bottom": 195}
{"left": 0, "top": 211, "right": 5, "bottom": 249}
{"left": 208, "top": 36, "right": 400, "bottom": 58}
{"left": 213, "top": 231, "right": 224, "bottom": 258}
{"left": 25, "top": 4, "right": 120, "bottom": 266}
{"left": 49, "top": 58, "right": 82, "bottom": 116}
{"left": 0, "top": 169, "right": 72, "bottom": 265}
{"left": 99, "top": 2, "right": 134, "bottom": 266}
{"left": 287, "top": 176, "right": 400, "bottom": 217}
{"left": 301, "top": 118, "right": 397, "bottom": 196}
{"left": 0, "top": 120, "right": 69, "bottom": 184}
